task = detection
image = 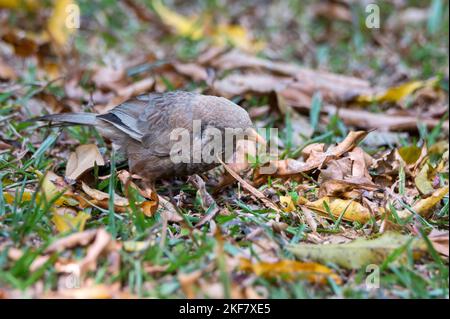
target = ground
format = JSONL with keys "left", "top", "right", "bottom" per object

{"left": 0, "top": 0, "right": 448, "bottom": 299}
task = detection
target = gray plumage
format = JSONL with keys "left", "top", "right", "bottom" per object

{"left": 32, "top": 91, "right": 254, "bottom": 182}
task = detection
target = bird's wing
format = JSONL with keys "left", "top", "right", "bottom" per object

{"left": 97, "top": 92, "right": 195, "bottom": 157}
{"left": 96, "top": 95, "right": 151, "bottom": 142}
{"left": 137, "top": 91, "right": 195, "bottom": 157}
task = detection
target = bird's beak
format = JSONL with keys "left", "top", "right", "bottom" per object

{"left": 247, "top": 128, "right": 267, "bottom": 146}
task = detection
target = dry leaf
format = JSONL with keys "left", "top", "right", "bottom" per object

{"left": 356, "top": 78, "right": 438, "bottom": 104}
{"left": 65, "top": 144, "right": 105, "bottom": 180}
{"left": 52, "top": 207, "right": 90, "bottom": 233}
{"left": 79, "top": 228, "right": 112, "bottom": 273}
{"left": 81, "top": 182, "right": 129, "bottom": 207}
{"left": 47, "top": 0, "right": 78, "bottom": 47}
{"left": 45, "top": 229, "right": 98, "bottom": 253}
{"left": 279, "top": 196, "right": 296, "bottom": 213}
{"left": 398, "top": 186, "right": 449, "bottom": 219}
{"left": 429, "top": 229, "right": 449, "bottom": 257}
{"left": 288, "top": 232, "right": 427, "bottom": 269}
{"left": 153, "top": 0, "right": 263, "bottom": 52}
{"left": 41, "top": 171, "right": 78, "bottom": 207}
{"left": 415, "top": 162, "right": 436, "bottom": 195}
{"left": 239, "top": 258, "right": 342, "bottom": 285}
{"left": 298, "top": 196, "right": 371, "bottom": 224}
{"left": 261, "top": 131, "right": 369, "bottom": 175}
{"left": 0, "top": 57, "right": 17, "bottom": 80}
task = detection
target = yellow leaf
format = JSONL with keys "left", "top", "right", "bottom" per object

{"left": 288, "top": 232, "right": 427, "bottom": 269}
{"left": 413, "top": 186, "right": 448, "bottom": 217}
{"left": 299, "top": 196, "right": 371, "bottom": 223}
{"left": 213, "top": 24, "right": 265, "bottom": 52}
{"left": 152, "top": 0, "right": 203, "bottom": 39}
{"left": 47, "top": 0, "right": 78, "bottom": 46}
{"left": 357, "top": 78, "right": 438, "bottom": 104}
{"left": 3, "top": 190, "right": 33, "bottom": 204}
{"left": 397, "top": 186, "right": 448, "bottom": 219}
{"left": 414, "top": 163, "right": 435, "bottom": 195}
{"left": 52, "top": 207, "right": 90, "bottom": 233}
{"left": 398, "top": 145, "right": 422, "bottom": 165}
{"left": 41, "top": 171, "right": 78, "bottom": 206}
{"left": 0, "top": 0, "right": 37, "bottom": 9}
{"left": 152, "top": 0, "right": 263, "bottom": 52}
{"left": 239, "top": 258, "right": 341, "bottom": 285}
{"left": 123, "top": 241, "right": 150, "bottom": 252}
{"left": 279, "top": 196, "right": 296, "bottom": 212}
{"left": 65, "top": 144, "right": 105, "bottom": 180}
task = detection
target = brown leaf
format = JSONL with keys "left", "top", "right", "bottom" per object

{"left": 261, "top": 131, "right": 369, "bottom": 175}
{"left": 65, "top": 144, "right": 105, "bottom": 180}
{"left": 116, "top": 77, "right": 155, "bottom": 98}
{"left": 173, "top": 63, "right": 208, "bottom": 82}
{"left": 45, "top": 229, "right": 98, "bottom": 253}
{"left": 159, "top": 195, "right": 183, "bottom": 222}
{"left": 239, "top": 258, "right": 342, "bottom": 285}
{"left": 0, "top": 56, "right": 17, "bottom": 80}
{"left": 81, "top": 182, "right": 129, "bottom": 207}
{"left": 7, "top": 248, "right": 50, "bottom": 272}
{"left": 429, "top": 230, "right": 449, "bottom": 257}
{"left": 79, "top": 228, "right": 112, "bottom": 273}
{"left": 318, "top": 179, "right": 379, "bottom": 198}
{"left": 213, "top": 73, "right": 292, "bottom": 98}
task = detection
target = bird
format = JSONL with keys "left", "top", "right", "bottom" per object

{"left": 31, "top": 91, "right": 261, "bottom": 191}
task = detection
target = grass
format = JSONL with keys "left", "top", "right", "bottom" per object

{"left": 0, "top": 0, "right": 448, "bottom": 299}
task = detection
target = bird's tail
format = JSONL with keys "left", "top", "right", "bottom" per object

{"left": 29, "top": 113, "right": 98, "bottom": 127}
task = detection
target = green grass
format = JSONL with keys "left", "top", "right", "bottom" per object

{"left": 0, "top": 0, "right": 448, "bottom": 299}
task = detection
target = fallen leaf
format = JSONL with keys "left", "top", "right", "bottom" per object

{"left": 159, "top": 195, "right": 183, "bottom": 222}
{"left": 45, "top": 229, "right": 97, "bottom": 253}
{"left": 178, "top": 270, "right": 202, "bottom": 299}
{"left": 301, "top": 207, "right": 318, "bottom": 233}
{"left": 279, "top": 196, "right": 296, "bottom": 213}
{"left": 78, "top": 228, "right": 112, "bottom": 273}
{"left": 56, "top": 285, "right": 113, "bottom": 299}
{"left": 65, "top": 144, "right": 105, "bottom": 180}
{"left": 288, "top": 232, "right": 427, "bottom": 269}
{"left": 0, "top": 0, "right": 37, "bottom": 9}
{"left": 81, "top": 182, "right": 129, "bottom": 207}
{"left": 318, "top": 179, "right": 379, "bottom": 198}
{"left": 261, "top": 131, "right": 369, "bottom": 175}
{"left": 298, "top": 196, "right": 372, "bottom": 224}
{"left": 398, "top": 186, "right": 449, "bottom": 219}
{"left": 0, "top": 57, "right": 17, "bottom": 80}
{"left": 7, "top": 248, "right": 50, "bottom": 272}
{"left": 356, "top": 78, "right": 438, "bottom": 104}
{"left": 213, "top": 73, "right": 291, "bottom": 98}
{"left": 239, "top": 258, "right": 341, "bottom": 285}
{"left": 116, "top": 77, "right": 155, "bottom": 98}
{"left": 152, "top": 0, "right": 263, "bottom": 52}
{"left": 47, "top": 0, "right": 78, "bottom": 47}
{"left": 398, "top": 145, "right": 422, "bottom": 165}
{"left": 41, "top": 171, "right": 78, "bottom": 207}
{"left": 52, "top": 207, "right": 90, "bottom": 233}
{"left": 415, "top": 162, "right": 436, "bottom": 195}
{"left": 428, "top": 229, "right": 449, "bottom": 257}
{"left": 123, "top": 241, "right": 150, "bottom": 252}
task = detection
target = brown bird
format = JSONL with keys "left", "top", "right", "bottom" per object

{"left": 33, "top": 91, "right": 260, "bottom": 188}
